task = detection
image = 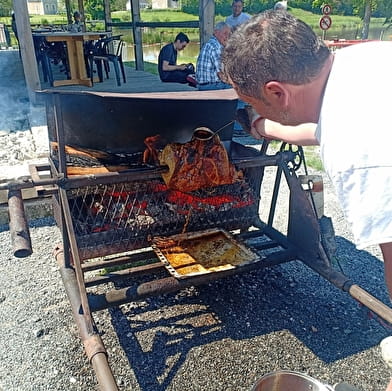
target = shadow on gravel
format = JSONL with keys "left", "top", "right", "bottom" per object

{"left": 107, "top": 236, "right": 390, "bottom": 390}
{"left": 0, "top": 217, "right": 56, "bottom": 234}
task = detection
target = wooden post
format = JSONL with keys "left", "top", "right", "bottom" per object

{"left": 77, "top": 0, "right": 86, "bottom": 32}
{"left": 12, "top": 0, "right": 41, "bottom": 104}
{"left": 103, "top": 0, "right": 112, "bottom": 33}
{"left": 199, "top": 0, "right": 215, "bottom": 48}
{"left": 130, "top": 0, "right": 144, "bottom": 71}
{"left": 65, "top": 0, "right": 72, "bottom": 25}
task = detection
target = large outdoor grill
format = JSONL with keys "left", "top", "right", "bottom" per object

{"left": 4, "top": 89, "right": 392, "bottom": 391}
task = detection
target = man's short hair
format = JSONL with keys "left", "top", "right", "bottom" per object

{"left": 222, "top": 10, "right": 330, "bottom": 99}
{"left": 175, "top": 32, "right": 190, "bottom": 43}
{"left": 214, "top": 21, "right": 229, "bottom": 32}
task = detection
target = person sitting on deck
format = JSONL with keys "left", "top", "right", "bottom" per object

{"left": 157, "top": 32, "right": 197, "bottom": 87}
{"left": 68, "top": 11, "right": 82, "bottom": 33}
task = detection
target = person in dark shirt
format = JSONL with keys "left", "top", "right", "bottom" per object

{"left": 158, "top": 32, "right": 196, "bottom": 86}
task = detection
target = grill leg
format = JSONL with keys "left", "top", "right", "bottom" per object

{"left": 55, "top": 247, "right": 119, "bottom": 391}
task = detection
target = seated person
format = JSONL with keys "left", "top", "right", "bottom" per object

{"left": 158, "top": 32, "right": 196, "bottom": 86}
{"left": 196, "top": 22, "right": 232, "bottom": 91}
{"left": 68, "top": 11, "right": 82, "bottom": 33}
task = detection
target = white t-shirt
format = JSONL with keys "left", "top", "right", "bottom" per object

{"left": 316, "top": 41, "right": 392, "bottom": 249}
{"left": 226, "top": 12, "right": 251, "bottom": 28}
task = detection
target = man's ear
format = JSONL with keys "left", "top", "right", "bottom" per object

{"left": 263, "top": 81, "right": 290, "bottom": 108}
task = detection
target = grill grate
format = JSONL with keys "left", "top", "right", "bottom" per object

{"left": 68, "top": 178, "right": 259, "bottom": 259}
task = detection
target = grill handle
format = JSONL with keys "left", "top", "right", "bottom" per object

{"left": 8, "top": 189, "right": 32, "bottom": 258}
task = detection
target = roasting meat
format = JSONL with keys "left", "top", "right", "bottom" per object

{"left": 159, "top": 129, "right": 242, "bottom": 192}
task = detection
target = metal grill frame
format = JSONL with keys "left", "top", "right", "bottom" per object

{"left": 4, "top": 90, "right": 392, "bottom": 391}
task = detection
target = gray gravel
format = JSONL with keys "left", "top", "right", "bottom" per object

{"left": 2, "top": 48, "right": 391, "bottom": 390}
{"left": 1, "top": 147, "right": 392, "bottom": 391}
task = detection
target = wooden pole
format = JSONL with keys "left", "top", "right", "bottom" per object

{"left": 103, "top": 0, "right": 112, "bottom": 33}
{"left": 130, "top": 0, "right": 144, "bottom": 71}
{"left": 77, "top": 0, "right": 86, "bottom": 32}
{"left": 199, "top": 0, "right": 215, "bottom": 48}
{"left": 12, "top": 0, "right": 41, "bottom": 104}
{"left": 65, "top": 0, "right": 72, "bottom": 25}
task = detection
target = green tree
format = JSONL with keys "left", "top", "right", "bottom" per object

{"left": 0, "top": 0, "right": 13, "bottom": 17}
{"left": 311, "top": 0, "right": 354, "bottom": 15}
{"left": 84, "top": 0, "right": 105, "bottom": 19}
{"left": 111, "top": 0, "right": 128, "bottom": 12}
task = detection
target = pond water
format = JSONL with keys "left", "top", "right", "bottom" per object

{"left": 122, "top": 41, "right": 200, "bottom": 63}
{"left": 122, "top": 26, "right": 391, "bottom": 63}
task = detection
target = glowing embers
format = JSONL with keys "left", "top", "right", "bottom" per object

{"left": 69, "top": 179, "right": 256, "bottom": 238}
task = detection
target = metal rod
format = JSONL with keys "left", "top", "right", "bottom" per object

{"left": 53, "top": 93, "right": 68, "bottom": 176}
{"left": 7, "top": 189, "right": 32, "bottom": 258}
{"left": 0, "top": 177, "right": 61, "bottom": 191}
{"left": 85, "top": 262, "right": 164, "bottom": 288}
{"left": 58, "top": 187, "right": 94, "bottom": 332}
{"left": 88, "top": 256, "right": 293, "bottom": 312}
{"left": 81, "top": 249, "right": 157, "bottom": 272}
{"left": 0, "top": 151, "right": 295, "bottom": 193}
{"left": 268, "top": 166, "right": 283, "bottom": 227}
{"left": 55, "top": 248, "right": 119, "bottom": 391}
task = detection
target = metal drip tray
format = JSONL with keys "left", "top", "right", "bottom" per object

{"left": 152, "top": 228, "right": 259, "bottom": 279}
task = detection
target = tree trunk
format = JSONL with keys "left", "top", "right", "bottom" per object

{"left": 361, "top": 0, "right": 372, "bottom": 39}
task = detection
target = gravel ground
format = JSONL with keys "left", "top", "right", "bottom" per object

{"left": 1, "top": 137, "right": 392, "bottom": 391}
{"left": 0, "top": 57, "right": 391, "bottom": 390}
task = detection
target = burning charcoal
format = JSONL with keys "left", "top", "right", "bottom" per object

{"left": 135, "top": 215, "right": 155, "bottom": 226}
{"left": 109, "top": 202, "right": 127, "bottom": 220}
{"left": 93, "top": 201, "right": 105, "bottom": 215}
{"left": 164, "top": 202, "right": 177, "bottom": 214}
{"left": 92, "top": 215, "right": 106, "bottom": 230}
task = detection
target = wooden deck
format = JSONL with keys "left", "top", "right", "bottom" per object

{"left": 41, "top": 62, "right": 196, "bottom": 94}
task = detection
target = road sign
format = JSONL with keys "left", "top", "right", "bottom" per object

{"left": 319, "top": 15, "right": 332, "bottom": 30}
{"left": 322, "top": 4, "right": 332, "bottom": 15}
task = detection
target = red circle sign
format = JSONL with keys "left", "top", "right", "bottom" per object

{"left": 322, "top": 4, "right": 332, "bottom": 15}
{"left": 319, "top": 15, "right": 332, "bottom": 30}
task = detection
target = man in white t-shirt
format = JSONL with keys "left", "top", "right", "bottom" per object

{"left": 222, "top": 10, "right": 392, "bottom": 391}
{"left": 225, "top": 0, "right": 251, "bottom": 28}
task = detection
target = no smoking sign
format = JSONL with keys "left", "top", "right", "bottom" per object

{"left": 319, "top": 15, "right": 332, "bottom": 30}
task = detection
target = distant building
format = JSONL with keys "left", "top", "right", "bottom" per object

{"left": 126, "top": 0, "right": 149, "bottom": 10}
{"left": 151, "top": 0, "right": 179, "bottom": 9}
{"left": 27, "top": 0, "right": 58, "bottom": 15}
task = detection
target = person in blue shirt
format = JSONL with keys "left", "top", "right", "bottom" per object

{"left": 158, "top": 32, "right": 196, "bottom": 86}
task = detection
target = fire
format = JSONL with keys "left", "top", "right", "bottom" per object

{"left": 76, "top": 181, "right": 255, "bottom": 235}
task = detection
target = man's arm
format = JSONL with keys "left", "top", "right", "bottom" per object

{"left": 236, "top": 106, "right": 319, "bottom": 146}
{"left": 252, "top": 117, "right": 319, "bottom": 146}
{"left": 162, "top": 60, "right": 187, "bottom": 72}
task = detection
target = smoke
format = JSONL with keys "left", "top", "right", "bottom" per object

{"left": 0, "top": 50, "right": 31, "bottom": 131}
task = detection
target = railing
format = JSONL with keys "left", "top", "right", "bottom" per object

{"left": 106, "top": 20, "right": 199, "bottom": 29}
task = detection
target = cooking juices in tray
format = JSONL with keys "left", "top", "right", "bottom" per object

{"left": 152, "top": 229, "right": 259, "bottom": 279}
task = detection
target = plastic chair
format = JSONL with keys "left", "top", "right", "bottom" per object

{"left": 88, "top": 35, "right": 126, "bottom": 86}
{"left": 33, "top": 35, "right": 70, "bottom": 86}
